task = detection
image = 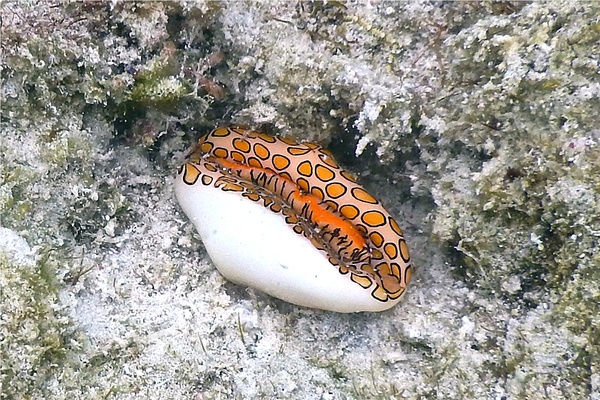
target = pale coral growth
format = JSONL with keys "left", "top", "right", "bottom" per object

{"left": 112, "top": 2, "right": 170, "bottom": 50}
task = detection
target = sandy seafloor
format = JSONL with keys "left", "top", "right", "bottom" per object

{"left": 1, "top": 1, "right": 599, "bottom": 399}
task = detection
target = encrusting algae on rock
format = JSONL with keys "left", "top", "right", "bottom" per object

{"left": 175, "top": 126, "right": 412, "bottom": 312}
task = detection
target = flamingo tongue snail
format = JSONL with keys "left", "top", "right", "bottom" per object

{"left": 174, "top": 126, "right": 412, "bottom": 312}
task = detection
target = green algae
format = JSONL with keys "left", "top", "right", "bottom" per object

{"left": 0, "top": 247, "right": 69, "bottom": 398}
{"left": 0, "top": 234, "right": 164, "bottom": 399}
{"left": 0, "top": 165, "right": 35, "bottom": 228}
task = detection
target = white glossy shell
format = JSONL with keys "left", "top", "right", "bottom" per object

{"left": 175, "top": 179, "right": 396, "bottom": 312}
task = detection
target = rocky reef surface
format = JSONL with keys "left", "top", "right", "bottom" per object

{"left": 1, "top": 1, "right": 598, "bottom": 399}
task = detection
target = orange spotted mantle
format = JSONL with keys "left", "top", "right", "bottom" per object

{"left": 176, "top": 126, "right": 412, "bottom": 311}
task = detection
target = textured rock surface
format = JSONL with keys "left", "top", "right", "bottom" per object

{"left": 1, "top": 1, "right": 598, "bottom": 399}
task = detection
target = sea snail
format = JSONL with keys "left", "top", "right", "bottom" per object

{"left": 175, "top": 126, "right": 412, "bottom": 312}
